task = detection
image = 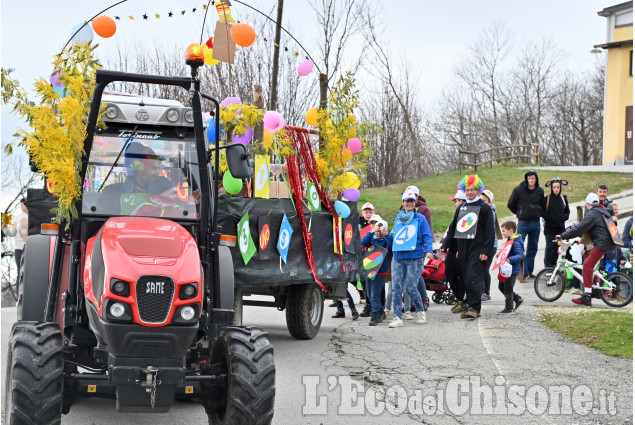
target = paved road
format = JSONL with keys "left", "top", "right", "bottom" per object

{"left": 2, "top": 195, "right": 633, "bottom": 424}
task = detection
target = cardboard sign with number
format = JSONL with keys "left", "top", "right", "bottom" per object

{"left": 237, "top": 212, "right": 257, "bottom": 265}
{"left": 492, "top": 239, "right": 513, "bottom": 270}
{"left": 277, "top": 213, "right": 294, "bottom": 263}
{"left": 258, "top": 216, "right": 273, "bottom": 260}
{"left": 307, "top": 182, "right": 321, "bottom": 211}
{"left": 255, "top": 155, "right": 270, "bottom": 198}
{"left": 392, "top": 218, "right": 418, "bottom": 252}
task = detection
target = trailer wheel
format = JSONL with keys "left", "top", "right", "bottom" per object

{"left": 18, "top": 235, "right": 53, "bottom": 321}
{"left": 207, "top": 326, "right": 275, "bottom": 425}
{"left": 3, "top": 322, "right": 63, "bottom": 425}
{"left": 285, "top": 283, "right": 324, "bottom": 340}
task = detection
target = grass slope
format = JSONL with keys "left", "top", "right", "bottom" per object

{"left": 360, "top": 163, "right": 633, "bottom": 234}
{"left": 538, "top": 307, "right": 633, "bottom": 359}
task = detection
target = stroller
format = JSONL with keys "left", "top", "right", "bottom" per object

{"left": 422, "top": 251, "right": 455, "bottom": 305}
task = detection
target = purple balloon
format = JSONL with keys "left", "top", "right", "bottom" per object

{"left": 342, "top": 188, "right": 360, "bottom": 201}
{"left": 49, "top": 71, "right": 63, "bottom": 88}
{"left": 263, "top": 111, "right": 285, "bottom": 132}
{"left": 346, "top": 137, "right": 362, "bottom": 154}
{"left": 220, "top": 96, "right": 241, "bottom": 107}
{"left": 232, "top": 126, "right": 252, "bottom": 145}
{"left": 297, "top": 59, "right": 314, "bottom": 77}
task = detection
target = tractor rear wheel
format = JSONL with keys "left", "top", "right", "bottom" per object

{"left": 285, "top": 283, "right": 324, "bottom": 340}
{"left": 207, "top": 326, "right": 275, "bottom": 425}
{"left": 3, "top": 321, "right": 63, "bottom": 425}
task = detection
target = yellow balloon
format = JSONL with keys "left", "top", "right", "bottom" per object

{"left": 263, "top": 129, "right": 274, "bottom": 144}
{"left": 202, "top": 44, "right": 220, "bottom": 66}
{"left": 341, "top": 172, "right": 361, "bottom": 189}
{"left": 305, "top": 107, "right": 319, "bottom": 126}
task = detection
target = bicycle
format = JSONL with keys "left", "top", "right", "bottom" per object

{"left": 534, "top": 239, "right": 633, "bottom": 307}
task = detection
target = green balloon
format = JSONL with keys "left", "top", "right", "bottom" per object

{"left": 223, "top": 170, "right": 243, "bottom": 194}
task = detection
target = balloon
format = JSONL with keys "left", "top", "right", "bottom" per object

{"left": 341, "top": 172, "right": 361, "bottom": 189}
{"left": 263, "top": 111, "right": 285, "bottom": 132}
{"left": 49, "top": 70, "right": 63, "bottom": 88}
{"left": 232, "top": 126, "right": 252, "bottom": 145}
{"left": 222, "top": 170, "right": 243, "bottom": 194}
{"left": 263, "top": 129, "right": 274, "bottom": 144}
{"left": 334, "top": 200, "right": 351, "bottom": 218}
{"left": 206, "top": 118, "right": 221, "bottom": 144}
{"left": 220, "top": 97, "right": 241, "bottom": 107}
{"left": 305, "top": 108, "right": 319, "bottom": 126}
{"left": 230, "top": 23, "right": 256, "bottom": 47}
{"left": 297, "top": 59, "right": 314, "bottom": 77}
{"left": 346, "top": 138, "right": 362, "bottom": 154}
{"left": 71, "top": 21, "right": 94, "bottom": 44}
{"left": 92, "top": 16, "right": 116, "bottom": 38}
{"left": 202, "top": 44, "right": 220, "bottom": 66}
{"left": 341, "top": 188, "right": 360, "bottom": 201}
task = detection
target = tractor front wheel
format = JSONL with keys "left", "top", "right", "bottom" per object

{"left": 3, "top": 322, "right": 63, "bottom": 425}
{"left": 206, "top": 326, "right": 275, "bottom": 425}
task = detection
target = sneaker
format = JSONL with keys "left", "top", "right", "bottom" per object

{"left": 416, "top": 311, "right": 427, "bottom": 325}
{"left": 369, "top": 317, "right": 378, "bottom": 326}
{"left": 328, "top": 301, "right": 338, "bottom": 307}
{"left": 453, "top": 302, "right": 469, "bottom": 314}
{"left": 332, "top": 308, "right": 345, "bottom": 318}
{"left": 481, "top": 293, "right": 491, "bottom": 302}
{"left": 360, "top": 306, "right": 371, "bottom": 317}
{"left": 461, "top": 309, "right": 479, "bottom": 319}
{"left": 423, "top": 300, "right": 429, "bottom": 311}
{"left": 404, "top": 311, "right": 413, "bottom": 320}
{"left": 450, "top": 300, "right": 463, "bottom": 313}
{"left": 572, "top": 296, "right": 592, "bottom": 306}
{"left": 385, "top": 310, "right": 393, "bottom": 319}
{"left": 351, "top": 310, "right": 359, "bottom": 320}
{"left": 497, "top": 308, "right": 514, "bottom": 315}
{"left": 378, "top": 311, "right": 387, "bottom": 323}
{"left": 514, "top": 298, "right": 524, "bottom": 311}
{"left": 388, "top": 317, "right": 404, "bottom": 328}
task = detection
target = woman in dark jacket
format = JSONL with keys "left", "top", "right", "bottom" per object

{"left": 541, "top": 178, "right": 570, "bottom": 267}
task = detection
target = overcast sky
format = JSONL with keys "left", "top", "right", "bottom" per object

{"left": 0, "top": 0, "right": 618, "bottom": 209}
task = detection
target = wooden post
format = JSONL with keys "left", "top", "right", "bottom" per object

{"left": 268, "top": 0, "right": 284, "bottom": 111}
{"left": 318, "top": 73, "right": 328, "bottom": 150}
{"left": 253, "top": 84, "right": 264, "bottom": 142}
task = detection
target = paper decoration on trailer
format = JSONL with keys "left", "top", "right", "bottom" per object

{"left": 392, "top": 218, "right": 419, "bottom": 252}
{"left": 212, "top": 21, "right": 236, "bottom": 64}
{"left": 363, "top": 244, "right": 388, "bottom": 280}
{"left": 343, "top": 216, "right": 356, "bottom": 254}
{"left": 258, "top": 216, "right": 273, "bottom": 260}
{"left": 492, "top": 238, "right": 514, "bottom": 270}
{"left": 307, "top": 182, "right": 321, "bottom": 211}
{"left": 215, "top": 0, "right": 237, "bottom": 24}
{"left": 333, "top": 216, "right": 343, "bottom": 254}
{"left": 277, "top": 213, "right": 293, "bottom": 264}
{"left": 237, "top": 212, "right": 257, "bottom": 265}
{"left": 360, "top": 224, "right": 372, "bottom": 240}
{"left": 254, "top": 155, "right": 270, "bottom": 198}
{"left": 454, "top": 206, "right": 480, "bottom": 239}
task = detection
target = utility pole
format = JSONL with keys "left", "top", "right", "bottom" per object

{"left": 268, "top": 0, "right": 284, "bottom": 111}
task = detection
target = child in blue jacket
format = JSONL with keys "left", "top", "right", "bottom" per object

{"left": 361, "top": 219, "right": 393, "bottom": 326}
{"left": 497, "top": 221, "right": 525, "bottom": 314}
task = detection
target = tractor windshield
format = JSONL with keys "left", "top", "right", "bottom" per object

{"left": 82, "top": 126, "right": 201, "bottom": 220}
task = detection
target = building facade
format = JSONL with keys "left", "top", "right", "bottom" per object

{"left": 596, "top": 1, "right": 633, "bottom": 165}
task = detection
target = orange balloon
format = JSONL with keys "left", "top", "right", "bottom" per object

{"left": 92, "top": 16, "right": 116, "bottom": 38}
{"left": 230, "top": 23, "right": 256, "bottom": 47}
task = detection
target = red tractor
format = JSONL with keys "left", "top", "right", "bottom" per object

{"left": 4, "top": 54, "right": 275, "bottom": 423}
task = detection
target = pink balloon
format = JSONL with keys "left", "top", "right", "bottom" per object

{"left": 220, "top": 96, "right": 241, "bottom": 107}
{"left": 342, "top": 188, "right": 360, "bottom": 201}
{"left": 297, "top": 60, "right": 314, "bottom": 77}
{"left": 346, "top": 138, "right": 362, "bottom": 154}
{"left": 232, "top": 126, "right": 252, "bottom": 145}
{"left": 263, "top": 111, "right": 285, "bottom": 132}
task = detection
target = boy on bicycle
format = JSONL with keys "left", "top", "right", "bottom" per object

{"left": 557, "top": 193, "right": 617, "bottom": 306}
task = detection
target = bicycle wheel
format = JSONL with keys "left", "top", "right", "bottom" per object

{"left": 600, "top": 272, "right": 633, "bottom": 307}
{"left": 534, "top": 267, "right": 566, "bottom": 302}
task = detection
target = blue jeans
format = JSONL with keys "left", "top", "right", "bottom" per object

{"left": 391, "top": 258, "right": 425, "bottom": 319}
{"left": 404, "top": 276, "right": 428, "bottom": 308}
{"left": 335, "top": 290, "right": 356, "bottom": 311}
{"left": 367, "top": 275, "right": 386, "bottom": 319}
{"left": 517, "top": 220, "right": 540, "bottom": 276}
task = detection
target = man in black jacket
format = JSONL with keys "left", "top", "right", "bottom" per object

{"left": 541, "top": 178, "right": 570, "bottom": 267}
{"left": 558, "top": 193, "right": 617, "bottom": 306}
{"left": 507, "top": 170, "right": 544, "bottom": 280}
{"left": 441, "top": 175, "right": 494, "bottom": 319}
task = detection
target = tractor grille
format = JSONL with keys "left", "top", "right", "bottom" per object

{"left": 136, "top": 275, "right": 175, "bottom": 323}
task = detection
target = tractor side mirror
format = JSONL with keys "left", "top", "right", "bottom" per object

{"left": 225, "top": 143, "right": 250, "bottom": 179}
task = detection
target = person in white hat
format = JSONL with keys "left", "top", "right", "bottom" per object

{"left": 557, "top": 192, "right": 618, "bottom": 307}
{"left": 388, "top": 192, "right": 433, "bottom": 328}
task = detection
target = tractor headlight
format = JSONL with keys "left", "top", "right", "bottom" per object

{"left": 184, "top": 110, "right": 194, "bottom": 123}
{"left": 180, "top": 283, "right": 197, "bottom": 299}
{"left": 105, "top": 106, "right": 118, "bottom": 119}
{"left": 166, "top": 109, "right": 179, "bottom": 122}
{"left": 110, "top": 278, "right": 130, "bottom": 297}
{"left": 110, "top": 302, "right": 126, "bottom": 318}
{"left": 180, "top": 306, "right": 195, "bottom": 321}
